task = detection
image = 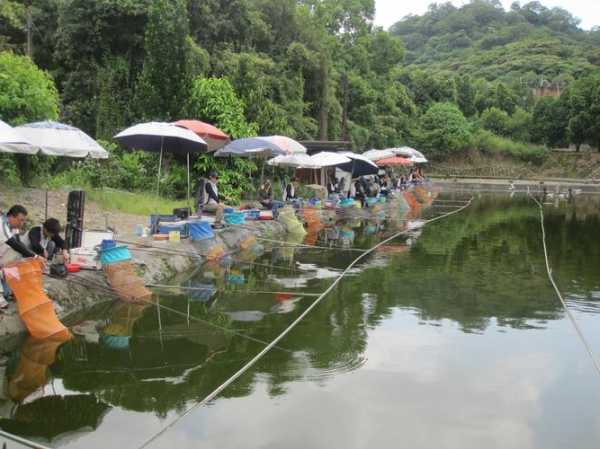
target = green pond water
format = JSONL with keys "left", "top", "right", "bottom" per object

{"left": 2, "top": 191, "right": 600, "bottom": 449}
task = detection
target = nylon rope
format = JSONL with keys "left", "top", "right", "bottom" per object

{"left": 530, "top": 194, "right": 600, "bottom": 376}
{"left": 136, "top": 198, "right": 473, "bottom": 449}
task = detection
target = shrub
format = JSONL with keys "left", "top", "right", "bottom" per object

{"left": 472, "top": 130, "right": 547, "bottom": 164}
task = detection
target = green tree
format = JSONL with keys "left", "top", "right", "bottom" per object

{"left": 419, "top": 102, "right": 472, "bottom": 155}
{"left": 185, "top": 77, "right": 257, "bottom": 139}
{"left": 492, "top": 82, "right": 518, "bottom": 115}
{"left": 530, "top": 96, "right": 569, "bottom": 147}
{"left": 0, "top": 51, "right": 59, "bottom": 124}
{"left": 134, "top": 0, "right": 190, "bottom": 121}
{"left": 565, "top": 74, "right": 600, "bottom": 151}
{"left": 481, "top": 107, "right": 511, "bottom": 136}
{"left": 456, "top": 75, "right": 477, "bottom": 117}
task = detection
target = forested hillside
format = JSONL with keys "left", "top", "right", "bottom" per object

{"left": 391, "top": 1, "right": 600, "bottom": 83}
{"left": 1, "top": 0, "right": 599, "bottom": 197}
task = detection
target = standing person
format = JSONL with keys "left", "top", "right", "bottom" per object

{"left": 197, "top": 171, "right": 225, "bottom": 227}
{"left": 258, "top": 179, "right": 273, "bottom": 209}
{"left": 284, "top": 177, "right": 297, "bottom": 202}
{"left": 1, "top": 205, "right": 37, "bottom": 309}
{"left": 327, "top": 177, "right": 338, "bottom": 196}
{"left": 338, "top": 177, "right": 347, "bottom": 198}
{"left": 22, "top": 218, "right": 70, "bottom": 262}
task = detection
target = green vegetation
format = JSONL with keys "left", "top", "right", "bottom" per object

{"left": 86, "top": 189, "right": 187, "bottom": 216}
{"left": 0, "top": 0, "right": 599, "bottom": 199}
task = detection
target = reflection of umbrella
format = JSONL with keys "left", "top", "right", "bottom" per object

{"left": 376, "top": 156, "right": 413, "bottom": 167}
{"left": 337, "top": 152, "right": 378, "bottom": 177}
{"left": 16, "top": 121, "right": 108, "bottom": 159}
{"left": 114, "top": 122, "right": 208, "bottom": 201}
{"left": 173, "top": 120, "right": 230, "bottom": 152}
{"left": 0, "top": 394, "right": 109, "bottom": 441}
{"left": 217, "top": 136, "right": 307, "bottom": 157}
{"left": 0, "top": 119, "right": 38, "bottom": 155}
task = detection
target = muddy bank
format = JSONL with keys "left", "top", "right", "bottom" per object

{"left": 0, "top": 220, "right": 287, "bottom": 342}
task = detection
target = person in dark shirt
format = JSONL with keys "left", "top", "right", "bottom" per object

{"left": 24, "top": 218, "right": 69, "bottom": 262}
{"left": 284, "top": 177, "right": 297, "bottom": 202}
{"left": 197, "top": 171, "right": 225, "bottom": 226}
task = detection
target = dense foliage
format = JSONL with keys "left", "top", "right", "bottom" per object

{"left": 1, "top": 0, "right": 599, "bottom": 197}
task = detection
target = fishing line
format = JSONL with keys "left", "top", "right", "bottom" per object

{"left": 530, "top": 194, "right": 600, "bottom": 377}
{"left": 136, "top": 198, "right": 473, "bottom": 449}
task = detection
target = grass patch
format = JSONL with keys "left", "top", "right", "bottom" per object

{"left": 87, "top": 188, "right": 188, "bottom": 216}
{"left": 472, "top": 130, "right": 548, "bottom": 164}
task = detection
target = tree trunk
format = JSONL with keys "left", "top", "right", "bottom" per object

{"left": 318, "top": 57, "right": 329, "bottom": 141}
{"left": 341, "top": 73, "right": 349, "bottom": 142}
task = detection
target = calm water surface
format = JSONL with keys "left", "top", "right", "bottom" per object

{"left": 2, "top": 192, "right": 600, "bottom": 449}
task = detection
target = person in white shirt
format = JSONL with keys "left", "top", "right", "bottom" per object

{"left": 1, "top": 205, "right": 36, "bottom": 309}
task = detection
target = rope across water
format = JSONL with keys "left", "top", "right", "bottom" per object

{"left": 137, "top": 198, "right": 474, "bottom": 449}
{"left": 530, "top": 194, "right": 600, "bottom": 376}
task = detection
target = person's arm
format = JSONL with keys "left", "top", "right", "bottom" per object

{"left": 205, "top": 183, "right": 220, "bottom": 203}
{"left": 5, "top": 235, "right": 36, "bottom": 258}
{"left": 52, "top": 233, "right": 66, "bottom": 251}
{"left": 28, "top": 227, "right": 45, "bottom": 256}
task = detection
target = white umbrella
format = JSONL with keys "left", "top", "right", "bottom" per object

{"left": 114, "top": 122, "right": 208, "bottom": 201}
{"left": 267, "top": 153, "right": 313, "bottom": 168}
{"left": 217, "top": 136, "right": 307, "bottom": 158}
{"left": 390, "top": 147, "right": 428, "bottom": 163}
{"left": 362, "top": 149, "right": 396, "bottom": 162}
{"left": 0, "top": 119, "right": 39, "bottom": 155}
{"left": 17, "top": 121, "right": 109, "bottom": 159}
{"left": 308, "top": 152, "right": 351, "bottom": 168}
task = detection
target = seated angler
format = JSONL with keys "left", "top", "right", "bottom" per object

{"left": 23, "top": 218, "right": 70, "bottom": 262}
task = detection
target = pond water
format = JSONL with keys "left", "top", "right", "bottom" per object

{"left": 2, "top": 191, "right": 600, "bottom": 449}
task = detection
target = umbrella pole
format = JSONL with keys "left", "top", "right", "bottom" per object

{"left": 187, "top": 152, "right": 191, "bottom": 211}
{"left": 156, "top": 139, "right": 164, "bottom": 198}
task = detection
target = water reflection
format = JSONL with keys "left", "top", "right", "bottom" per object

{"left": 2, "top": 193, "right": 600, "bottom": 448}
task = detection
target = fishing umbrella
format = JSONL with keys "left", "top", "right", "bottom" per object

{"left": 216, "top": 135, "right": 307, "bottom": 157}
{"left": 267, "top": 153, "right": 313, "bottom": 168}
{"left": 390, "top": 147, "right": 428, "bottom": 164}
{"left": 16, "top": 121, "right": 109, "bottom": 159}
{"left": 114, "top": 122, "right": 208, "bottom": 202}
{"left": 336, "top": 151, "right": 379, "bottom": 177}
{"left": 173, "top": 120, "right": 230, "bottom": 152}
{"left": 0, "top": 119, "right": 38, "bottom": 155}
{"left": 362, "top": 149, "right": 396, "bottom": 162}
{"left": 376, "top": 156, "right": 413, "bottom": 167}
{"left": 308, "top": 151, "right": 351, "bottom": 168}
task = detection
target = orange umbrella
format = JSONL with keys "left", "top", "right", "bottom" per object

{"left": 173, "top": 120, "right": 230, "bottom": 152}
{"left": 376, "top": 156, "right": 413, "bottom": 167}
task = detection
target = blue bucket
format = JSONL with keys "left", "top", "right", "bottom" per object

{"left": 365, "top": 197, "right": 378, "bottom": 207}
{"left": 339, "top": 198, "right": 355, "bottom": 208}
{"left": 100, "top": 245, "right": 131, "bottom": 265}
{"left": 224, "top": 212, "right": 246, "bottom": 225}
{"left": 243, "top": 209, "right": 260, "bottom": 220}
{"left": 189, "top": 221, "right": 214, "bottom": 241}
{"left": 101, "top": 239, "right": 116, "bottom": 251}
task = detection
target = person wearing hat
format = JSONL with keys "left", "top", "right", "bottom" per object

{"left": 197, "top": 171, "right": 225, "bottom": 227}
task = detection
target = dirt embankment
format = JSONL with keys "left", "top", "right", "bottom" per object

{"left": 430, "top": 151, "right": 600, "bottom": 180}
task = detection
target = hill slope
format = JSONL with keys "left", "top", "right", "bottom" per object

{"left": 390, "top": 1, "right": 600, "bottom": 84}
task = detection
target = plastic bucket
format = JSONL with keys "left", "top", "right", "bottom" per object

{"left": 224, "top": 212, "right": 246, "bottom": 225}
{"left": 100, "top": 245, "right": 131, "bottom": 265}
{"left": 189, "top": 221, "right": 215, "bottom": 241}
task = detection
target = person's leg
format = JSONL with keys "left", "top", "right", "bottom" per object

{"left": 0, "top": 275, "right": 10, "bottom": 309}
{"left": 215, "top": 204, "right": 225, "bottom": 224}
{"left": 46, "top": 240, "right": 57, "bottom": 260}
